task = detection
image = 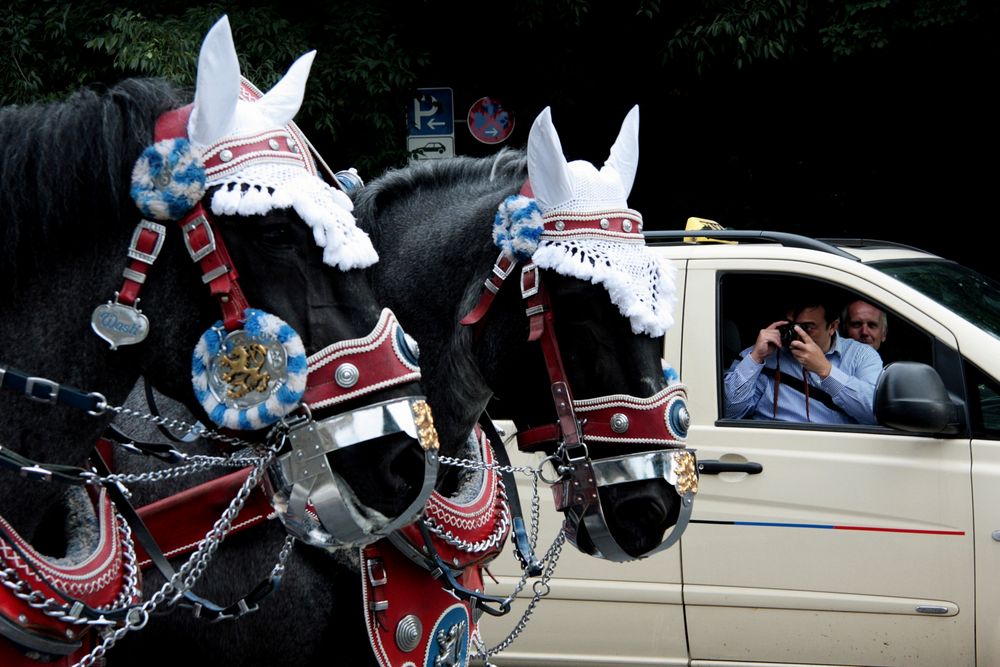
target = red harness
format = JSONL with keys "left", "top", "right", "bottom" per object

{"left": 0, "top": 488, "right": 137, "bottom": 665}
{"left": 361, "top": 426, "right": 509, "bottom": 667}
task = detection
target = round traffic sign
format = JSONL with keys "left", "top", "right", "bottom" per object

{"left": 467, "top": 97, "right": 514, "bottom": 144}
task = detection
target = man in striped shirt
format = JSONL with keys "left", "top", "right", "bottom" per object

{"left": 723, "top": 297, "right": 883, "bottom": 424}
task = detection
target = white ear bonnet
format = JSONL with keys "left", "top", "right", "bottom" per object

{"left": 189, "top": 15, "right": 377, "bottom": 271}
{"left": 525, "top": 106, "right": 676, "bottom": 337}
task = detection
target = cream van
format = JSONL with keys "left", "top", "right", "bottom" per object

{"left": 481, "top": 230, "right": 1000, "bottom": 667}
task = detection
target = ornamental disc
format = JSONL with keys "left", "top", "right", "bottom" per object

{"left": 208, "top": 329, "right": 288, "bottom": 409}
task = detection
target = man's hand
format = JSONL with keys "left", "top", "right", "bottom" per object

{"left": 788, "top": 324, "right": 833, "bottom": 378}
{"left": 749, "top": 321, "right": 788, "bottom": 364}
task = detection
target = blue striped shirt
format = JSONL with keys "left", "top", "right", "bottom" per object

{"left": 723, "top": 333, "right": 883, "bottom": 424}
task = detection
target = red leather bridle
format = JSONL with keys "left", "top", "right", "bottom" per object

{"left": 459, "top": 183, "right": 698, "bottom": 562}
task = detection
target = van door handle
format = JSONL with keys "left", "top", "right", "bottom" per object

{"left": 698, "top": 460, "right": 763, "bottom": 475}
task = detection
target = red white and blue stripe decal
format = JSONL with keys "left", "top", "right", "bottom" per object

{"left": 692, "top": 519, "right": 964, "bottom": 535}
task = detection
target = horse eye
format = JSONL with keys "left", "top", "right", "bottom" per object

{"left": 260, "top": 222, "right": 295, "bottom": 246}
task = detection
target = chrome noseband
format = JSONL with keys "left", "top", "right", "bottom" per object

{"left": 265, "top": 396, "right": 439, "bottom": 549}
{"left": 556, "top": 448, "right": 699, "bottom": 563}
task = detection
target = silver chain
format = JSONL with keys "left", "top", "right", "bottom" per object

{"left": 440, "top": 434, "right": 567, "bottom": 667}
{"left": 70, "top": 428, "right": 287, "bottom": 667}
{"left": 100, "top": 402, "right": 255, "bottom": 449}
{"left": 0, "top": 513, "right": 141, "bottom": 630}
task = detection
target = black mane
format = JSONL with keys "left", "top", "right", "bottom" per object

{"left": 0, "top": 78, "right": 187, "bottom": 298}
{"left": 356, "top": 148, "right": 528, "bottom": 249}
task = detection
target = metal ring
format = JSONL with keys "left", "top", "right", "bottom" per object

{"left": 536, "top": 455, "right": 563, "bottom": 485}
{"left": 87, "top": 392, "right": 108, "bottom": 416}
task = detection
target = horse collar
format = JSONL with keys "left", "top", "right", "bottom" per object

{"left": 361, "top": 426, "right": 510, "bottom": 667}
{"left": 0, "top": 488, "right": 138, "bottom": 665}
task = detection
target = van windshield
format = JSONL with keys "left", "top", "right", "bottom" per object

{"left": 873, "top": 259, "right": 1000, "bottom": 340}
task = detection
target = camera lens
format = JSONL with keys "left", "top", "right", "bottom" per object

{"left": 780, "top": 323, "right": 796, "bottom": 346}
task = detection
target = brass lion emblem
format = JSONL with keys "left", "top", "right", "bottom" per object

{"left": 219, "top": 342, "right": 271, "bottom": 398}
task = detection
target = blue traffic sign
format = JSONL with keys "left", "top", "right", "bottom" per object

{"left": 408, "top": 87, "right": 454, "bottom": 136}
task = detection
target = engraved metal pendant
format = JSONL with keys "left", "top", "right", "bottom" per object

{"left": 208, "top": 329, "right": 289, "bottom": 409}
{"left": 91, "top": 301, "right": 150, "bottom": 350}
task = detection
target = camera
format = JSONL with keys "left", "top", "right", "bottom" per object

{"left": 778, "top": 323, "right": 798, "bottom": 347}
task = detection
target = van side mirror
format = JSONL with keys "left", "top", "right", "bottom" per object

{"left": 874, "top": 361, "right": 961, "bottom": 435}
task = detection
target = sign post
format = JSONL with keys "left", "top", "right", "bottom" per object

{"left": 407, "top": 87, "right": 455, "bottom": 160}
{"left": 467, "top": 97, "right": 515, "bottom": 145}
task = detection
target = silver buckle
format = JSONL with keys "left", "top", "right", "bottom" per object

{"left": 24, "top": 377, "right": 59, "bottom": 404}
{"left": 183, "top": 214, "right": 217, "bottom": 262}
{"left": 127, "top": 219, "right": 167, "bottom": 264}
{"left": 520, "top": 263, "right": 539, "bottom": 299}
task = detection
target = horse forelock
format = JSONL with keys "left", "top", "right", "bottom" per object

{"left": 0, "top": 78, "right": 187, "bottom": 300}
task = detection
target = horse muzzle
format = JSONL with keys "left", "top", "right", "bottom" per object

{"left": 265, "top": 396, "right": 439, "bottom": 548}
{"left": 548, "top": 384, "right": 699, "bottom": 562}
{"left": 263, "top": 308, "right": 440, "bottom": 548}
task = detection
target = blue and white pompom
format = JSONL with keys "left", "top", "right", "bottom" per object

{"left": 493, "top": 194, "right": 543, "bottom": 261}
{"left": 131, "top": 138, "right": 207, "bottom": 221}
{"left": 662, "top": 359, "right": 680, "bottom": 385}
{"left": 191, "top": 309, "right": 307, "bottom": 430}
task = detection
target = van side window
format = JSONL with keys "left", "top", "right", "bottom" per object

{"left": 719, "top": 272, "right": 935, "bottom": 427}
{"left": 966, "top": 363, "right": 1000, "bottom": 438}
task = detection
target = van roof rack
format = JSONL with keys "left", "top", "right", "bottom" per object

{"left": 643, "top": 229, "right": 860, "bottom": 260}
{"left": 815, "top": 237, "right": 929, "bottom": 253}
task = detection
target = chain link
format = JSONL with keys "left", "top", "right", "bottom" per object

{"left": 100, "top": 403, "right": 255, "bottom": 449}
{"left": 441, "top": 442, "right": 569, "bottom": 667}
{"left": 71, "top": 428, "right": 288, "bottom": 667}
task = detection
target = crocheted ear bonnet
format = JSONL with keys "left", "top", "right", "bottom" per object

{"left": 184, "top": 16, "right": 376, "bottom": 271}
{"left": 493, "top": 106, "right": 676, "bottom": 337}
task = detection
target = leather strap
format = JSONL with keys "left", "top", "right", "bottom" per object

{"left": 115, "top": 220, "right": 168, "bottom": 307}
{"left": 760, "top": 365, "right": 845, "bottom": 416}
{"left": 477, "top": 414, "right": 542, "bottom": 576}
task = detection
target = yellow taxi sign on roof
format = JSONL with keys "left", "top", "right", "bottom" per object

{"left": 684, "top": 217, "right": 737, "bottom": 244}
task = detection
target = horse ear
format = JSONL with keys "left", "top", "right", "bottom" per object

{"left": 257, "top": 50, "right": 316, "bottom": 127}
{"left": 527, "top": 106, "right": 574, "bottom": 212}
{"left": 603, "top": 104, "right": 639, "bottom": 199}
{"left": 188, "top": 15, "right": 241, "bottom": 147}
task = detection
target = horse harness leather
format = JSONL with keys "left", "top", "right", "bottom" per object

{"left": 459, "top": 181, "right": 698, "bottom": 562}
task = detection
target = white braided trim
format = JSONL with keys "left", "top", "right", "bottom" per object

{"left": 306, "top": 372, "right": 423, "bottom": 412}
{"left": 573, "top": 385, "right": 687, "bottom": 411}
{"left": 0, "top": 490, "right": 123, "bottom": 597}
{"left": 307, "top": 309, "right": 402, "bottom": 372}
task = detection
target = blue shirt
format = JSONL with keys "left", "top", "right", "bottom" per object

{"left": 723, "top": 333, "right": 883, "bottom": 424}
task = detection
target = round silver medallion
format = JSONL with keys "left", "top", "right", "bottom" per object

{"left": 268, "top": 138, "right": 280, "bottom": 150}
{"left": 622, "top": 220, "right": 633, "bottom": 232}
{"left": 610, "top": 412, "right": 630, "bottom": 433}
{"left": 219, "top": 149, "right": 234, "bottom": 163}
{"left": 599, "top": 218, "right": 610, "bottom": 229}
{"left": 334, "top": 362, "right": 360, "bottom": 388}
{"left": 554, "top": 220, "right": 565, "bottom": 231}
{"left": 287, "top": 138, "right": 299, "bottom": 153}
{"left": 395, "top": 615, "right": 422, "bottom": 652}
{"left": 207, "top": 330, "right": 288, "bottom": 409}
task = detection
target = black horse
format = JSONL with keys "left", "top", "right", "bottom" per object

{"left": 355, "top": 106, "right": 696, "bottom": 568}
{"left": 0, "top": 16, "right": 432, "bottom": 667}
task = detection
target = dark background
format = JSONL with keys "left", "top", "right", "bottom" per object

{"left": 401, "top": 6, "right": 998, "bottom": 280}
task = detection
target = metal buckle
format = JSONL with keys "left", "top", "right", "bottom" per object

{"left": 366, "top": 557, "right": 388, "bottom": 586}
{"left": 520, "top": 263, "right": 540, "bottom": 299}
{"left": 127, "top": 219, "right": 167, "bottom": 264}
{"left": 182, "top": 214, "right": 217, "bottom": 262}
{"left": 24, "top": 377, "right": 59, "bottom": 404}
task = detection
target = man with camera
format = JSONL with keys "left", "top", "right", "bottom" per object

{"left": 723, "top": 297, "right": 883, "bottom": 424}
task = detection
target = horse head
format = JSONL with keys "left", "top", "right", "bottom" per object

{"left": 356, "top": 105, "right": 696, "bottom": 563}
{"left": 482, "top": 105, "right": 697, "bottom": 561}
{"left": 132, "top": 16, "right": 437, "bottom": 550}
